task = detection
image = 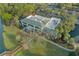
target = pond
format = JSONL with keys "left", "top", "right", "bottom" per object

{"left": 0, "top": 17, "right": 6, "bottom": 53}
{"left": 70, "top": 24, "right": 79, "bottom": 43}
{"left": 70, "top": 24, "right": 79, "bottom": 37}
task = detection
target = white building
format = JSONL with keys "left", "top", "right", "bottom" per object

{"left": 20, "top": 14, "right": 61, "bottom": 32}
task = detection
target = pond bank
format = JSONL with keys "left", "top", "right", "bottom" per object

{"left": 0, "top": 17, "right": 7, "bottom": 53}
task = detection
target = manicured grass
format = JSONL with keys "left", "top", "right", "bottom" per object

{"left": 15, "top": 49, "right": 35, "bottom": 56}
{"left": 3, "top": 26, "right": 18, "bottom": 50}
{"left": 2, "top": 26, "right": 75, "bottom": 56}
{"left": 15, "top": 49, "right": 26, "bottom": 56}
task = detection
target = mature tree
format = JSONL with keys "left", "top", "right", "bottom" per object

{"left": 0, "top": 3, "right": 36, "bottom": 26}
{"left": 55, "top": 4, "right": 77, "bottom": 44}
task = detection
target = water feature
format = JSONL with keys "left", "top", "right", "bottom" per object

{"left": 0, "top": 17, "right": 6, "bottom": 53}
{"left": 70, "top": 24, "right": 79, "bottom": 37}
{"left": 70, "top": 24, "right": 79, "bottom": 43}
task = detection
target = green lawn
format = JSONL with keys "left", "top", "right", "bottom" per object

{"left": 2, "top": 26, "right": 75, "bottom": 56}
{"left": 15, "top": 49, "right": 36, "bottom": 56}
{"left": 3, "top": 26, "right": 18, "bottom": 50}
{"left": 15, "top": 49, "right": 26, "bottom": 56}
